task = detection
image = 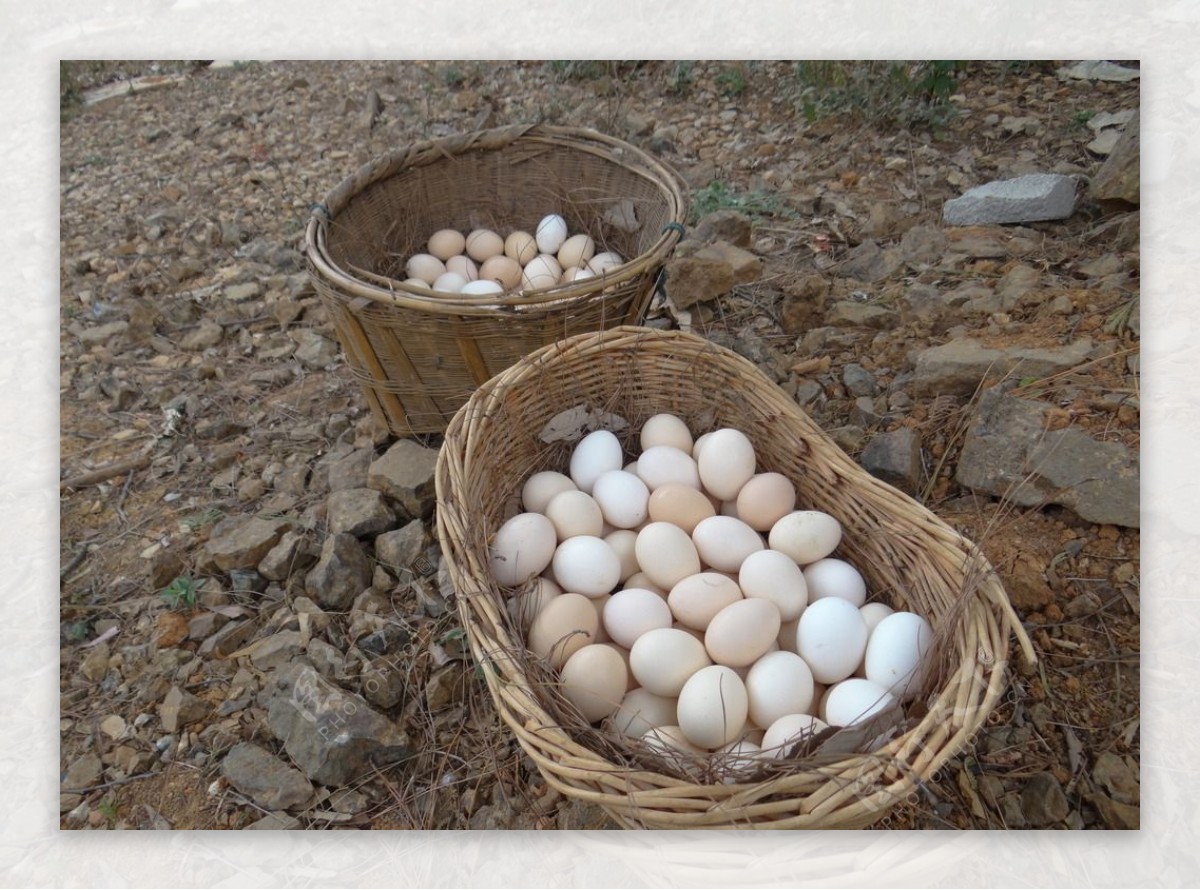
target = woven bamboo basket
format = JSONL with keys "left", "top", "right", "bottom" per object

{"left": 435, "top": 326, "right": 1035, "bottom": 829}
{"left": 305, "top": 124, "right": 687, "bottom": 437}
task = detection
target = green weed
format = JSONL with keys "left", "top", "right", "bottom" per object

{"left": 791, "top": 60, "right": 964, "bottom": 130}
{"left": 689, "top": 180, "right": 789, "bottom": 223}
{"left": 159, "top": 576, "right": 200, "bottom": 610}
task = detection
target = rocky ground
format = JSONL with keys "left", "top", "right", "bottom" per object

{"left": 59, "top": 60, "right": 1140, "bottom": 830}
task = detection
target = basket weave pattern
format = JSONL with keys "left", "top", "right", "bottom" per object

{"left": 306, "top": 125, "right": 686, "bottom": 436}
{"left": 435, "top": 327, "right": 1033, "bottom": 829}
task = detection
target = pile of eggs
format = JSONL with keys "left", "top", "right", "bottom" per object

{"left": 487, "top": 414, "right": 936, "bottom": 782}
{"left": 401, "top": 213, "right": 623, "bottom": 297}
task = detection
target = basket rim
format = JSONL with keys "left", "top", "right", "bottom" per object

{"left": 434, "top": 325, "right": 1036, "bottom": 828}
{"left": 304, "top": 124, "right": 688, "bottom": 315}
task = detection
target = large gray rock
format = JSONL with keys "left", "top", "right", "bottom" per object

{"left": 326, "top": 488, "right": 397, "bottom": 538}
{"left": 911, "top": 337, "right": 1093, "bottom": 398}
{"left": 326, "top": 448, "right": 373, "bottom": 492}
{"left": 265, "top": 661, "right": 411, "bottom": 785}
{"left": 375, "top": 519, "right": 427, "bottom": 577}
{"left": 955, "top": 389, "right": 1139, "bottom": 528}
{"left": 943, "top": 174, "right": 1078, "bottom": 226}
{"left": 664, "top": 253, "right": 734, "bottom": 309}
{"left": 369, "top": 439, "right": 439, "bottom": 520}
{"left": 160, "top": 685, "right": 208, "bottom": 733}
{"left": 860, "top": 428, "right": 923, "bottom": 495}
{"left": 305, "top": 533, "right": 373, "bottom": 610}
{"left": 839, "top": 239, "right": 903, "bottom": 282}
{"left": 1020, "top": 772, "right": 1069, "bottom": 827}
{"left": 1090, "top": 111, "right": 1139, "bottom": 206}
{"left": 206, "top": 515, "right": 291, "bottom": 572}
{"left": 221, "top": 742, "right": 314, "bottom": 810}
{"left": 258, "top": 529, "right": 319, "bottom": 581}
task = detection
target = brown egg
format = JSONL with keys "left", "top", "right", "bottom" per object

{"left": 465, "top": 228, "right": 504, "bottom": 262}
{"left": 427, "top": 228, "right": 466, "bottom": 261}
{"left": 504, "top": 230, "right": 538, "bottom": 265}
{"left": 529, "top": 593, "right": 599, "bottom": 670}
{"left": 736, "top": 473, "right": 798, "bottom": 532}
{"left": 647, "top": 483, "right": 715, "bottom": 534}
{"left": 479, "top": 254, "right": 522, "bottom": 290}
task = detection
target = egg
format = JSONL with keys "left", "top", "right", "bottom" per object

{"left": 804, "top": 557, "right": 867, "bottom": 606}
{"left": 405, "top": 253, "right": 446, "bottom": 284}
{"left": 551, "top": 536, "right": 621, "bottom": 597}
{"left": 677, "top": 665, "right": 749, "bottom": 749}
{"left": 715, "top": 740, "right": 766, "bottom": 783}
{"left": 557, "top": 232, "right": 595, "bottom": 270}
{"left": 603, "top": 529, "right": 640, "bottom": 582}
{"left": 795, "top": 597, "right": 869, "bottom": 684}
{"left": 691, "top": 515, "right": 764, "bottom": 573}
{"left": 507, "top": 576, "right": 562, "bottom": 630}
{"left": 587, "top": 251, "right": 623, "bottom": 275}
{"left": 629, "top": 627, "right": 712, "bottom": 696}
{"left": 588, "top": 593, "right": 612, "bottom": 643}
{"left": 735, "top": 473, "right": 797, "bottom": 532}
{"left": 479, "top": 254, "right": 523, "bottom": 290}
{"left": 459, "top": 279, "right": 504, "bottom": 296}
{"left": 864, "top": 611, "right": 934, "bottom": 700}
{"left": 768, "top": 511, "right": 843, "bottom": 565}
{"left": 636, "top": 445, "right": 701, "bottom": 491}
{"left": 603, "top": 587, "right": 674, "bottom": 649}
{"left": 777, "top": 616, "right": 801, "bottom": 653}
{"left": 667, "top": 572, "right": 743, "bottom": 631}
{"left": 608, "top": 688, "right": 678, "bottom": 738}
{"left": 591, "top": 470, "right": 650, "bottom": 529}
{"left": 504, "top": 230, "right": 538, "bottom": 265}
{"left": 696, "top": 428, "right": 757, "bottom": 501}
{"left": 535, "top": 214, "right": 569, "bottom": 254}
{"left": 403, "top": 277, "right": 432, "bottom": 290}
{"left": 432, "top": 271, "right": 467, "bottom": 294}
{"left": 640, "top": 413, "right": 694, "bottom": 453}
{"left": 544, "top": 489, "right": 604, "bottom": 540}
{"left": 560, "top": 644, "right": 628, "bottom": 722}
{"left": 859, "top": 602, "right": 895, "bottom": 634}
{"left": 761, "top": 713, "right": 830, "bottom": 759}
{"left": 738, "top": 549, "right": 809, "bottom": 621}
{"left": 559, "top": 265, "right": 595, "bottom": 284}
{"left": 634, "top": 522, "right": 701, "bottom": 590}
{"left": 691, "top": 431, "right": 712, "bottom": 461}
{"left": 647, "top": 483, "right": 715, "bottom": 534}
{"left": 489, "top": 512, "right": 557, "bottom": 587}
{"left": 521, "top": 471, "right": 577, "bottom": 513}
{"left": 427, "top": 228, "right": 466, "bottom": 261}
{"left": 528, "top": 592, "right": 599, "bottom": 669}
{"left": 704, "top": 598, "right": 781, "bottom": 668}
{"left": 569, "top": 430, "right": 624, "bottom": 494}
{"left": 821, "top": 678, "right": 897, "bottom": 727}
{"left": 445, "top": 254, "right": 479, "bottom": 281}
{"left": 642, "top": 725, "right": 704, "bottom": 759}
{"left": 624, "top": 572, "right": 667, "bottom": 597}
{"left": 744, "top": 651, "right": 815, "bottom": 729}
{"left": 463, "top": 228, "right": 504, "bottom": 262}
{"left": 521, "top": 254, "right": 563, "bottom": 291}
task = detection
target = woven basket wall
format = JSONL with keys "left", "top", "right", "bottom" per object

{"left": 305, "top": 124, "right": 686, "bottom": 437}
{"left": 435, "top": 326, "right": 1035, "bottom": 830}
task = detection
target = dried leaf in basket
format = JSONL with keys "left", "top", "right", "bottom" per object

{"left": 538, "top": 405, "right": 630, "bottom": 444}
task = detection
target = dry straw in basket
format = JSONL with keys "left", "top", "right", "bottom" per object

{"left": 435, "top": 326, "right": 1035, "bottom": 829}
{"left": 306, "top": 124, "right": 687, "bottom": 437}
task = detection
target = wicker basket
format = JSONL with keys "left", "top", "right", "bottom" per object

{"left": 435, "top": 326, "right": 1035, "bottom": 829}
{"left": 305, "top": 125, "right": 687, "bottom": 437}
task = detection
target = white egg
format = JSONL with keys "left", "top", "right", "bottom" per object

{"left": 641, "top": 413, "right": 694, "bottom": 453}
{"left": 445, "top": 254, "right": 479, "bottom": 281}
{"left": 768, "top": 511, "right": 843, "bottom": 565}
{"left": 551, "top": 536, "right": 621, "bottom": 598}
{"left": 821, "top": 678, "right": 897, "bottom": 727}
{"left": 608, "top": 687, "right": 678, "bottom": 738}
{"left": 588, "top": 251, "right": 623, "bottom": 275}
{"left": 459, "top": 278, "right": 503, "bottom": 295}
{"left": 603, "top": 529, "right": 641, "bottom": 582}
{"left": 403, "top": 277, "right": 432, "bottom": 290}
{"left": 677, "top": 665, "right": 748, "bottom": 749}
{"left": 506, "top": 576, "right": 562, "bottom": 630}
{"left": 569, "top": 430, "right": 624, "bottom": 494}
{"left": 591, "top": 470, "right": 650, "bottom": 529}
{"left": 634, "top": 522, "right": 701, "bottom": 591}
{"left": 629, "top": 626, "right": 712, "bottom": 697}
{"left": 859, "top": 602, "right": 895, "bottom": 635}
{"left": 803, "top": 558, "right": 867, "bottom": 607}
{"left": 535, "top": 214, "right": 569, "bottom": 254}
{"left": 715, "top": 739, "right": 766, "bottom": 783}
{"left": 636, "top": 445, "right": 701, "bottom": 491}
{"left": 795, "top": 596, "right": 869, "bottom": 685}
{"left": 603, "top": 587, "right": 673, "bottom": 649}
{"left": 522, "top": 254, "right": 562, "bottom": 291}
{"left": 864, "top": 611, "right": 934, "bottom": 700}
{"left": 744, "top": 650, "right": 815, "bottom": 730}
{"left": 697, "top": 428, "right": 757, "bottom": 501}
{"left": 691, "top": 515, "right": 764, "bottom": 573}
{"left": 432, "top": 271, "right": 467, "bottom": 294}
{"left": 761, "top": 713, "right": 830, "bottom": 759}
{"left": 739, "top": 549, "right": 809, "bottom": 621}
{"left": 489, "top": 513, "right": 557, "bottom": 587}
